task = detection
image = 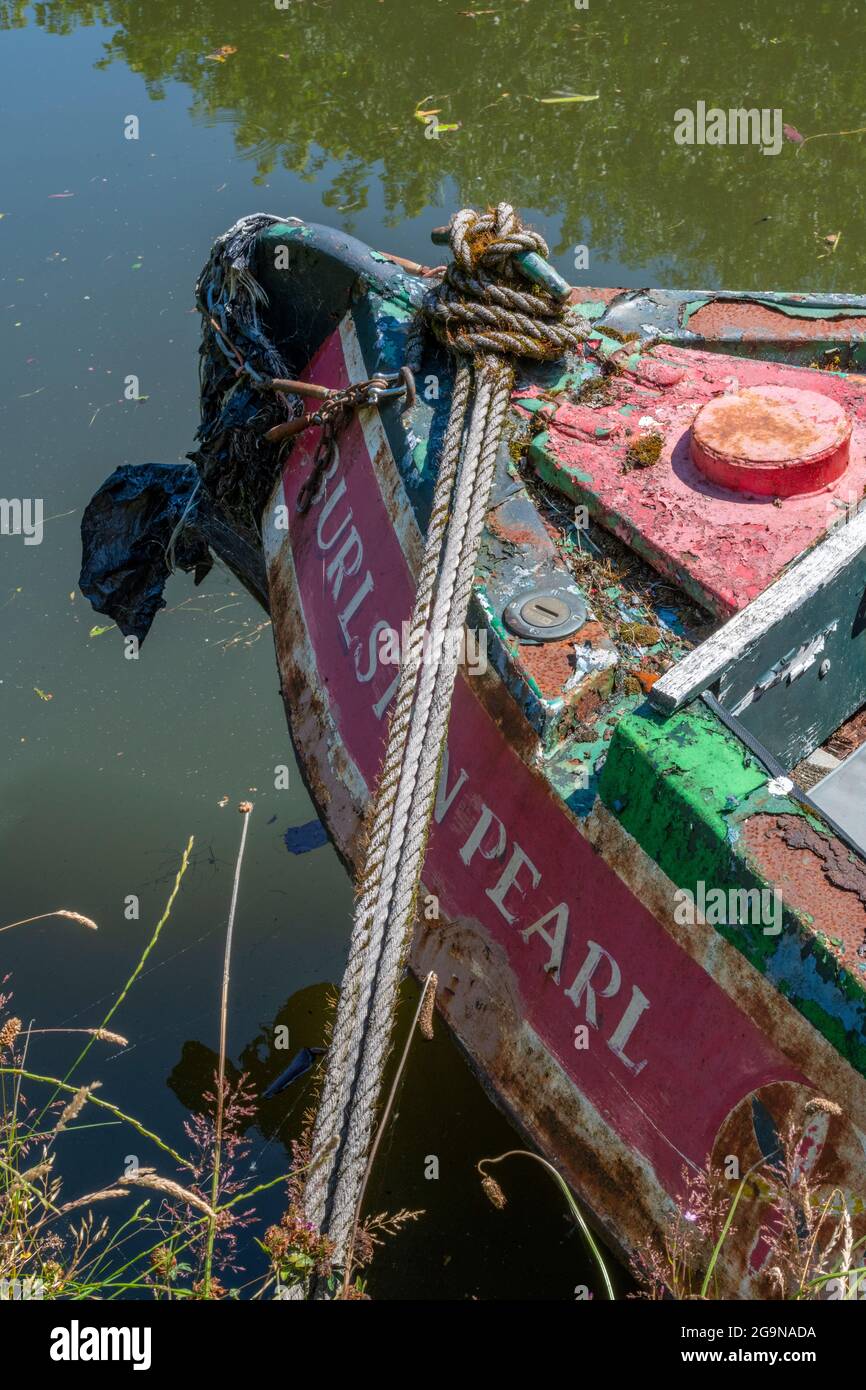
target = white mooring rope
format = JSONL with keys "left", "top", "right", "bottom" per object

{"left": 297, "top": 204, "right": 589, "bottom": 1294}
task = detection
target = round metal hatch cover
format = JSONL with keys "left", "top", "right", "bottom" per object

{"left": 690, "top": 385, "right": 851, "bottom": 497}
{"left": 503, "top": 581, "right": 588, "bottom": 642}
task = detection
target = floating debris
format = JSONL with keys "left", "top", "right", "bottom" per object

{"left": 261, "top": 1046, "right": 326, "bottom": 1100}
{"left": 817, "top": 231, "right": 842, "bottom": 258}
{"left": 538, "top": 93, "right": 599, "bottom": 104}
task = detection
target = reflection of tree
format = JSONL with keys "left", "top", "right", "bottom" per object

{"left": 167, "top": 983, "right": 331, "bottom": 1157}
{"left": 7, "top": 0, "right": 866, "bottom": 285}
{"left": 163, "top": 977, "right": 594, "bottom": 1299}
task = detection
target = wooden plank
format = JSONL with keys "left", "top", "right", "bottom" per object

{"left": 650, "top": 506, "right": 866, "bottom": 767}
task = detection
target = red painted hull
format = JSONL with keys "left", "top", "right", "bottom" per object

{"left": 262, "top": 316, "right": 866, "bottom": 1286}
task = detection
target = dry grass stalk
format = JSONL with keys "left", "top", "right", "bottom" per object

{"left": 0, "top": 910, "right": 98, "bottom": 935}
{"left": 805, "top": 1097, "right": 842, "bottom": 1117}
{"left": 481, "top": 1174, "right": 507, "bottom": 1210}
{"left": 52, "top": 911, "right": 98, "bottom": 930}
{"left": 59, "top": 1188, "right": 130, "bottom": 1214}
{"left": 0, "top": 839, "right": 202, "bottom": 1299}
{"left": 18, "top": 1158, "right": 55, "bottom": 1185}
{"left": 418, "top": 972, "right": 437, "bottom": 1040}
{"left": 477, "top": 1149, "right": 616, "bottom": 1300}
{"left": 203, "top": 803, "right": 254, "bottom": 1298}
{"left": 30, "top": 1028, "right": 128, "bottom": 1047}
{"left": 120, "top": 1167, "right": 216, "bottom": 1218}
{"left": 55, "top": 1082, "right": 101, "bottom": 1134}
{"left": 349, "top": 1208, "right": 423, "bottom": 1274}
{"left": 0, "top": 1017, "right": 22, "bottom": 1051}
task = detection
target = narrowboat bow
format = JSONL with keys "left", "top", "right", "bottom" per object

{"left": 81, "top": 213, "right": 866, "bottom": 1293}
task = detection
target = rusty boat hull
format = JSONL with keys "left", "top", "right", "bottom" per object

{"left": 254, "top": 226, "right": 866, "bottom": 1292}
{"left": 81, "top": 219, "right": 866, "bottom": 1293}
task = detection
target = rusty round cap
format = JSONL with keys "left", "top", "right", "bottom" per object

{"left": 689, "top": 385, "right": 851, "bottom": 497}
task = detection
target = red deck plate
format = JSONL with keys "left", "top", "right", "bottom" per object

{"left": 532, "top": 346, "right": 866, "bottom": 617}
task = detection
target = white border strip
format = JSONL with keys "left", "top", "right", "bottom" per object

{"left": 338, "top": 316, "right": 424, "bottom": 575}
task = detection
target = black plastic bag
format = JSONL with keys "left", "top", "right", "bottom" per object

{"left": 79, "top": 463, "right": 212, "bottom": 643}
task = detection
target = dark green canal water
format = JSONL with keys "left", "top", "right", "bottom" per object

{"left": 2, "top": 0, "right": 864, "bottom": 1300}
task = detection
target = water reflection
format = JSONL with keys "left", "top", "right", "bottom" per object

{"left": 167, "top": 983, "right": 330, "bottom": 1153}
{"left": 165, "top": 982, "right": 611, "bottom": 1300}
{"left": 4, "top": 0, "right": 866, "bottom": 287}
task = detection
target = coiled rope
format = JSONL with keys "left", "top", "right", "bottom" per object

{"left": 300, "top": 204, "right": 588, "bottom": 1289}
